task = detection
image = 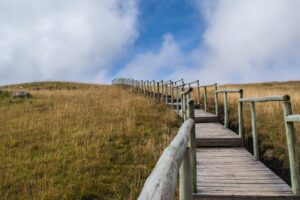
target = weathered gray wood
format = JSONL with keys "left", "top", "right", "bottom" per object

{"left": 193, "top": 195, "right": 300, "bottom": 200}
{"left": 195, "top": 123, "right": 242, "bottom": 147}
{"left": 196, "top": 148, "right": 294, "bottom": 198}
{"left": 238, "top": 90, "right": 244, "bottom": 142}
{"left": 197, "top": 80, "right": 201, "bottom": 107}
{"left": 215, "top": 89, "right": 242, "bottom": 93}
{"left": 239, "top": 95, "right": 290, "bottom": 103}
{"left": 137, "top": 119, "right": 194, "bottom": 200}
{"left": 287, "top": 115, "right": 300, "bottom": 122}
{"left": 203, "top": 86, "right": 207, "bottom": 111}
{"left": 250, "top": 102, "right": 259, "bottom": 160}
{"left": 283, "top": 101, "right": 300, "bottom": 195}
{"left": 224, "top": 92, "right": 228, "bottom": 128}
{"left": 187, "top": 100, "right": 197, "bottom": 193}
{"left": 179, "top": 147, "right": 192, "bottom": 200}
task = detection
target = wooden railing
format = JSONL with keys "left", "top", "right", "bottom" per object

{"left": 239, "top": 95, "right": 300, "bottom": 195}
{"left": 199, "top": 83, "right": 218, "bottom": 112}
{"left": 137, "top": 87, "right": 196, "bottom": 200}
{"left": 215, "top": 89, "right": 243, "bottom": 130}
{"left": 112, "top": 78, "right": 300, "bottom": 197}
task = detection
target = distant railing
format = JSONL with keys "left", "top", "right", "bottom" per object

{"left": 215, "top": 89, "right": 243, "bottom": 130}
{"left": 199, "top": 83, "right": 218, "bottom": 112}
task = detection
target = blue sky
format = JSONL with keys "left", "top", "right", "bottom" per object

{"left": 0, "top": 0, "right": 300, "bottom": 85}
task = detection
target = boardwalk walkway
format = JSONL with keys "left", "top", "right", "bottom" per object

{"left": 191, "top": 109, "right": 296, "bottom": 199}
{"left": 168, "top": 95, "right": 296, "bottom": 198}
{"left": 112, "top": 78, "right": 300, "bottom": 200}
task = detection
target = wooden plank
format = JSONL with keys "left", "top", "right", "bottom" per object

{"left": 195, "top": 148, "right": 294, "bottom": 197}
{"left": 196, "top": 123, "right": 242, "bottom": 147}
{"left": 193, "top": 194, "right": 300, "bottom": 200}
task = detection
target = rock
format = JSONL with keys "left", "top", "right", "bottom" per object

{"left": 12, "top": 91, "right": 32, "bottom": 98}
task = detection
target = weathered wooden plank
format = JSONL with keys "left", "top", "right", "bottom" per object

{"left": 193, "top": 194, "right": 300, "bottom": 200}
{"left": 196, "top": 123, "right": 242, "bottom": 147}
{"left": 195, "top": 148, "right": 294, "bottom": 197}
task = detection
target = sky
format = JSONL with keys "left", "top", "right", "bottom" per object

{"left": 0, "top": 0, "right": 300, "bottom": 85}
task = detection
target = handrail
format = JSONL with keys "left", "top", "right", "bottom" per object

{"left": 214, "top": 89, "right": 243, "bottom": 130}
{"left": 199, "top": 83, "right": 217, "bottom": 88}
{"left": 239, "top": 95, "right": 300, "bottom": 195}
{"left": 185, "top": 80, "right": 198, "bottom": 86}
{"left": 161, "top": 80, "right": 172, "bottom": 85}
{"left": 137, "top": 119, "right": 194, "bottom": 200}
{"left": 215, "top": 89, "right": 242, "bottom": 94}
{"left": 174, "top": 78, "right": 184, "bottom": 84}
{"left": 239, "top": 95, "right": 289, "bottom": 102}
{"left": 199, "top": 83, "right": 218, "bottom": 112}
{"left": 286, "top": 115, "right": 300, "bottom": 122}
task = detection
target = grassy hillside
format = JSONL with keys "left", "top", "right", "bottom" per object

{"left": 0, "top": 82, "right": 180, "bottom": 200}
{"left": 196, "top": 81, "right": 300, "bottom": 183}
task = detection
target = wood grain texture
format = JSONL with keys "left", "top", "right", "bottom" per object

{"left": 195, "top": 123, "right": 242, "bottom": 147}
{"left": 195, "top": 148, "right": 294, "bottom": 198}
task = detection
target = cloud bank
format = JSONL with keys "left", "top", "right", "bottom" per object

{"left": 0, "top": 0, "right": 138, "bottom": 84}
{"left": 121, "top": 0, "right": 300, "bottom": 84}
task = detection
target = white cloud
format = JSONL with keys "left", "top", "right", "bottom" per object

{"left": 117, "top": 34, "right": 188, "bottom": 80}
{"left": 122, "top": 0, "right": 300, "bottom": 84}
{"left": 197, "top": 0, "right": 300, "bottom": 83}
{"left": 0, "top": 0, "right": 138, "bottom": 85}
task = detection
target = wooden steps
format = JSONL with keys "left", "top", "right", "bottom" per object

{"left": 196, "top": 123, "right": 242, "bottom": 147}
{"left": 163, "top": 97, "right": 298, "bottom": 199}
{"left": 174, "top": 107, "right": 297, "bottom": 199}
{"left": 177, "top": 109, "right": 219, "bottom": 123}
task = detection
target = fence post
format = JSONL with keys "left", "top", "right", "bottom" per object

{"left": 181, "top": 86, "right": 185, "bottom": 118}
{"left": 203, "top": 86, "right": 207, "bottom": 111}
{"left": 238, "top": 90, "right": 244, "bottom": 142}
{"left": 283, "top": 101, "right": 300, "bottom": 195}
{"left": 250, "top": 102, "right": 259, "bottom": 160}
{"left": 187, "top": 99, "right": 197, "bottom": 193}
{"left": 224, "top": 92, "right": 228, "bottom": 128}
{"left": 171, "top": 82, "right": 174, "bottom": 108}
{"left": 197, "top": 80, "right": 200, "bottom": 108}
{"left": 165, "top": 83, "right": 169, "bottom": 104}
{"left": 176, "top": 87, "right": 180, "bottom": 114}
{"left": 215, "top": 92, "right": 219, "bottom": 116}
{"left": 179, "top": 147, "right": 193, "bottom": 200}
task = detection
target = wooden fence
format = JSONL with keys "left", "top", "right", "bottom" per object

{"left": 112, "top": 77, "right": 300, "bottom": 198}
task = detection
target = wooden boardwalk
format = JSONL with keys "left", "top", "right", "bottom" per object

{"left": 112, "top": 78, "right": 300, "bottom": 200}
{"left": 190, "top": 109, "right": 297, "bottom": 199}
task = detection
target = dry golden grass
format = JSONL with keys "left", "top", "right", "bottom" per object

{"left": 194, "top": 81, "right": 300, "bottom": 181}
{"left": 0, "top": 82, "right": 180, "bottom": 200}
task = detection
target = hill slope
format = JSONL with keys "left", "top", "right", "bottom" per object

{"left": 0, "top": 82, "right": 180, "bottom": 200}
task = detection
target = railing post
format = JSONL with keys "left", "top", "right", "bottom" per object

{"left": 181, "top": 86, "right": 185, "bottom": 118}
{"left": 250, "top": 102, "right": 259, "bottom": 160}
{"left": 157, "top": 82, "right": 160, "bottom": 101}
{"left": 197, "top": 80, "right": 200, "bottom": 108}
{"left": 203, "top": 86, "right": 207, "bottom": 111}
{"left": 187, "top": 99, "right": 197, "bottom": 193}
{"left": 214, "top": 92, "right": 219, "bottom": 116}
{"left": 171, "top": 82, "right": 174, "bottom": 108}
{"left": 176, "top": 87, "right": 180, "bottom": 114}
{"left": 224, "top": 92, "right": 228, "bottom": 128}
{"left": 238, "top": 90, "right": 244, "bottom": 142}
{"left": 283, "top": 101, "right": 300, "bottom": 195}
{"left": 162, "top": 82, "right": 165, "bottom": 101}
{"left": 165, "top": 83, "right": 169, "bottom": 104}
{"left": 179, "top": 147, "right": 193, "bottom": 200}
